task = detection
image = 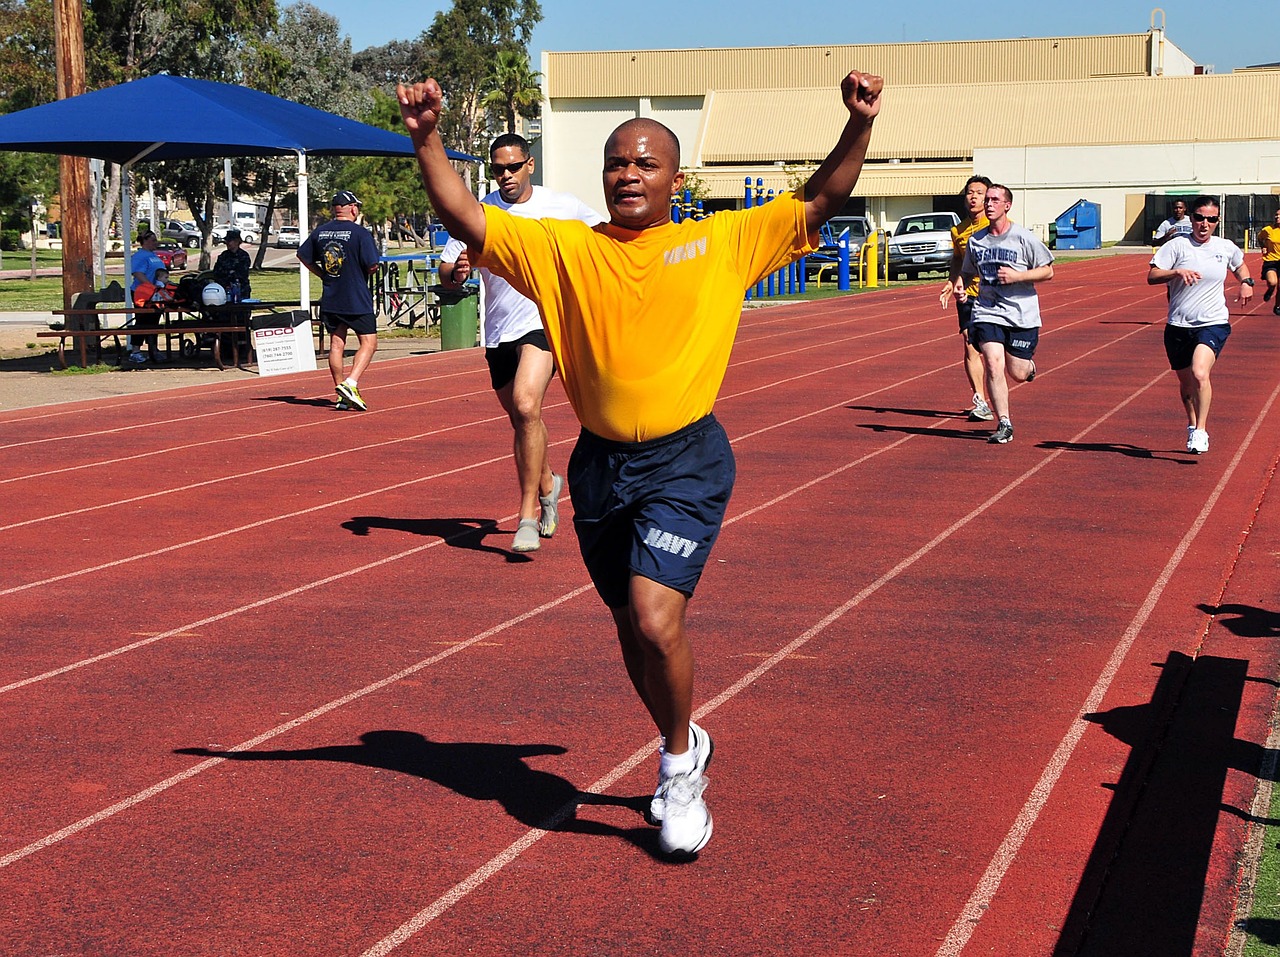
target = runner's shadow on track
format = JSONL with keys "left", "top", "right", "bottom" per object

{"left": 175, "top": 730, "right": 665, "bottom": 857}
{"left": 342, "top": 516, "right": 533, "bottom": 562}
{"left": 1036, "top": 440, "right": 1194, "bottom": 463}
{"left": 1197, "top": 602, "right": 1280, "bottom": 639}
{"left": 857, "top": 422, "right": 989, "bottom": 441}
{"left": 254, "top": 395, "right": 340, "bottom": 407}
{"left": 846, "top": 404, "right": 967, "bottom": 419}
{"left": 1055, "top": 652, "right": 1279, "bottom": 956}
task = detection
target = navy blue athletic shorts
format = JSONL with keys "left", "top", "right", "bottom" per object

{"left": 1164, "top": 322, "right": 1230, "bottom": 371}
{"left": 969, "top": 321, "right": 1039, "bottom": 359}
{"left": 321, "top": 311, "right": 377, "bottom": 337}
{"left": 568, "top": 414, "right": 735, "bottom": 608}
{"left": 485, "top": 328, "right": 550, "bottom": 391}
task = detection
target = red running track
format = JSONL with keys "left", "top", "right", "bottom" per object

{"left": 2, "top": 255, "right": 1279, "bottom": 956}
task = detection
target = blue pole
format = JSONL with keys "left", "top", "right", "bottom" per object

{"left": 838, "top": 227, "right": 850, "bottom": 291}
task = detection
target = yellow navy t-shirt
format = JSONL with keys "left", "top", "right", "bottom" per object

{"left": 476, "top": 192, "right": 815, "bottom": 442}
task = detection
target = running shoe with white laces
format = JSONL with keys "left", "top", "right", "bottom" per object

{"left": 968, "top": 393, "right": 994, "bottom": 422}
{"left": 538, "top": 472, "right": 563, "bottom": 538}
{"left": 658, "top": 771, "right": 713, "bottom": 857}
{"left": 648, "top": 721, "right": 714, "bottom": 825}
{"left": 1189, "top": 428, "right": 1209, "bottom": 454}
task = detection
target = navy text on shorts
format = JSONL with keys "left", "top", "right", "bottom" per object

{"left": 969, "top": 321, "right": 1039, "bottom": 359}
{"left": 568, "top": 414, "right": 735, "bottom": 608}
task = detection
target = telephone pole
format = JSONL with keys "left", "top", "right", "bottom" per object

{"left": 53, "top": 0, "right": 94, "bottom": 307}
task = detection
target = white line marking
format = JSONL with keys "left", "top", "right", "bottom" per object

{"left": 934, "top": 380, "right": 1280, "bottom": 957}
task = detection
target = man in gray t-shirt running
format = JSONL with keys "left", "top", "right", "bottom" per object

{"left": 956, "top": 183, "right": 1054, "bottom": 445}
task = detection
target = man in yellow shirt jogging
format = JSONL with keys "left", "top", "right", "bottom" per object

{"left": 398, "top": 69, "right": 882, "bottom": 858}
{"left": 1258, "top": 207, "right": 1280, "bottom": 314}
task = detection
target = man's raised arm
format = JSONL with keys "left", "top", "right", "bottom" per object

{"left": 803, "top": 71, "right": 883, "bottom": 230}
{"left": 397, "top": 80, "right": 487, "bottom": 249}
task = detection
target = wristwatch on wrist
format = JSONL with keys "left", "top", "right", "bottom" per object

{"left": 1242, "top": 278, "right": 1255, "bottom": 286}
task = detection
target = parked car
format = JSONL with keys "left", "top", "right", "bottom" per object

{"left": 806, "top": 215, "right": 873, "bottom": 277}
{"left": 162, "top": 219, "right": 202, "bottom": 248}
{"left": 153, "top": 240, "right": 188, "bottom": 271}
{"left": 274, "top": 226, "right": 301, "bottom": 248}
{"left": 212, "top": 222, "right": 260, "bottom": 245}
{"left": 886, "top": 211, "right": 961, "bottom": 280}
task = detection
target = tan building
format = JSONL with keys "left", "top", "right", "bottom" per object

{"left": 534, "top": 25, "right": 1280, "bottom": 245}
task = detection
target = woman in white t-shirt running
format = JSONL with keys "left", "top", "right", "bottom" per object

{"left": 1147, "top": 196, "right": 1254, "bottom": 454}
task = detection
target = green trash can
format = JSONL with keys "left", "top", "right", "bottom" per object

{"left": 436, "top": 286, "right": 479, "bottom": 351}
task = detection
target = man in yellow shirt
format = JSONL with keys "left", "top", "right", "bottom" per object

{"left": 1258, "top": 207, "right": 1280, "bottom": 314}
{"left": 398, "top": 69, "right": 882, "bottom": 857}
{"left": 940, "top": 175, "right": 993, "bottom": 421}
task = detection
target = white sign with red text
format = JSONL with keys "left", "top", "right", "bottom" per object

{"left": 252, "top": 321, "right": 317, "bottom": 376}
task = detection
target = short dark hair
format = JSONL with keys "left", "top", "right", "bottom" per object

{"left": 1190, "top": 195, "right": 1219, "bottom": 214}
{"left": 490, "top": 133, "right": 531, "bottom": 158}
{"left": 964, "top": 175, "right": 992, "bottom": 191}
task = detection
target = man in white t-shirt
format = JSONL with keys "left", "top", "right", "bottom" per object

{"left": 440, "top": 133, "right": 604, "bottom": 552}
{"left": 1148, "top": 195, "right": 1254, "bottom": 454}
{"left": 1153, "top": 199, "right": 1192, "bottom": 247}
{"left": 956, "top": 183, "right": 1055, "bottom": 445}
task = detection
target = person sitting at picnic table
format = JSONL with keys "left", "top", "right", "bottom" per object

{"left": 213, "top": 228, "right": 252, "bottom": 300}
{"left": 127, "top": 231, "right": 166, "bottom": 365}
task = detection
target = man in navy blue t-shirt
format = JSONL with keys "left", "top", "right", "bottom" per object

{"left": 298, "top": 190, "right": 381, "bottom": 411}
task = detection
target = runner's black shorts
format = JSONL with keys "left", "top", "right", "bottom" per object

{"left": 969, "top": 321, "right": 1039, "bottom": 359}
{"left": 569, "top": 414, "right": 735, "bottom": 608}
{"left": 485, "top": 328, "right": 551, "bottom": 391}
{"left": 321, "top": 311, "right": 376, "bottom": 337}
{"left": 1164, "top": 322, "right": 1230, "bottom": 371}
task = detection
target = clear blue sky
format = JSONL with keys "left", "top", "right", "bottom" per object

{"left": 311, "top": 0, "right": 1275, "bottom": 75}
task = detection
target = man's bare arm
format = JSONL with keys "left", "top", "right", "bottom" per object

{"left": 803, "top": 71, "right": 883, "bottom": 230}
{"left": 397, "top": 80, "right": 487, "bottom": 249}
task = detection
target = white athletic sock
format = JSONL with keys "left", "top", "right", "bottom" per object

{"left": 660, "top": 743, "right": 696, "bottom": 778}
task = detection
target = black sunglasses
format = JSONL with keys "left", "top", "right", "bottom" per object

{"left": 1191, "top": 213, "right": 1219, "bottom": 223}
{"left": 491, "top": 158, "right": 530, "bottom": 176}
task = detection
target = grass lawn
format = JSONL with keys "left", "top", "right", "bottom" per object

{"left": 0, "top": 266, "right": 321, "bottom": 312}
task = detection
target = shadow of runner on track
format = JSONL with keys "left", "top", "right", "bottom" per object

{"left": 1198, "top": 603, "right": 1280, "bottom": 639}
{"left": 846, "top": 404, "right": 970, "bottom": 419}
{"left": 858, "top": 422, "right": 990, "bottom": 441}
{"left": 175, "top": 730, "right": 662, "bottom": 856}
{"left": 342, "top": 516, "right": 534, "bottom": 563}
{"left": 1054, "top": 652, "right": 1279, "bottom": 956}
{"left": 254, "top": 394, "right": 342, "bottom": 408}
{"left": 1036, "top": 440, "right": 1195, "bottom": 463}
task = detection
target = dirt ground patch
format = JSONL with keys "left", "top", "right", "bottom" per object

{"left": 0, "top": 320, "right": 442, "bottom": 410}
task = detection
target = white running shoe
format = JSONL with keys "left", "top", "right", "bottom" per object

{"left": 648, "top": 720, "right": 713, "bottom": 825}
{"left": 658, "top": 771, "right": 713, "bottom": 857}
{"left": 538, "top": 472, "right": 563, "bottom": 538}
{"left": 1189, "top": 429, "right": 1209, "bottom": 454}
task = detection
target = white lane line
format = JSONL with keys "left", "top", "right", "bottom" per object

{"left": 934, "top": 379, "right": 1280, "bottom": 957}
{"left": 0, "top": 583, "right": 596, "bottom": 870}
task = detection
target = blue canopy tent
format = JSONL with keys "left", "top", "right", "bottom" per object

{"left": 0, "top": 74, "right": 479, "bottom": 307}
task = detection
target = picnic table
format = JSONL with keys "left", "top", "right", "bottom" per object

{"left": 39, "top": 300, "right": 317, "bottom": 370}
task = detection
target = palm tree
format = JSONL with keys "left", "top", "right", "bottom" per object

{"left": 481, "top": 49, "right": 542, "bottom": 135}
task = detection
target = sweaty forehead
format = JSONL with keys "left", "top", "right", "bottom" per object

{"left": 605, "top": 121, "right": 679, "bottom": 164}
